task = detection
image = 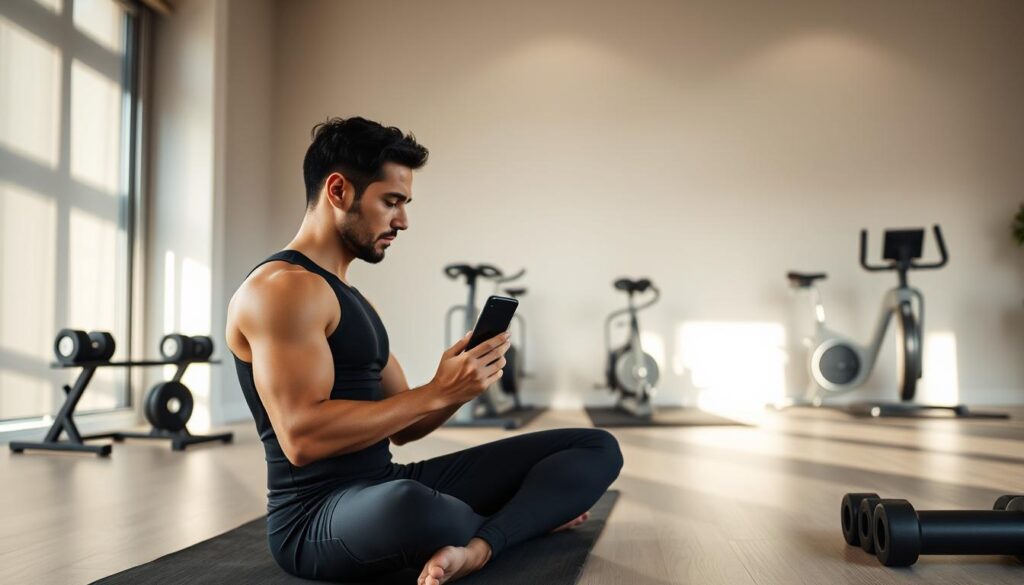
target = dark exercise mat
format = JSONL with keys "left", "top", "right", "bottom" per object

{"left": 585, "top": 406, "right": 747, "bottom": 428}
{"left": 444, "top": 406, "right": 546, "bottom": 430}
{"left": 92, "top": 490, "right": 619, "bottom": 585}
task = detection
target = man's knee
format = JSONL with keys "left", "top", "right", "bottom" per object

{"left": 377, "top": 479, "right": 434, "bottom": 516}
{"left": 376, "top": 480, "right": 478, "bottom": 547}
{"left": 582, "top": 428, "right": 624, "bottom": 478}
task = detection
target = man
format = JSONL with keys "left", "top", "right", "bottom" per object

{"left": 226, "top": 117, "right": 622, "bottom": 584}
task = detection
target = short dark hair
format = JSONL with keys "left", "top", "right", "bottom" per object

{"left": 302, "top": 117, "right": 429, "bottom": 210}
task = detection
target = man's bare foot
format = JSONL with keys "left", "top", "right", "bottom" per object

{"left": 552, "top": 511, "right": 590, "bottom": 533}
{"left": 417, "top": 538, "right": 491, "bottom": 585}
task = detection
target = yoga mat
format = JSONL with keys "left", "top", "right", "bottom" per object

{"left": 93, "top": 490, "right": 619, "bottom": 585}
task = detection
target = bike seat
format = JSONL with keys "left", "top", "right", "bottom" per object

{"left": 614, "top": 278, "right": 653, "bottom": 294}
{"left": 786, "top": 271, "right": 827, "bottom": 287}
{"left": 504, "top": 287, "right": 527, "bottom": 298}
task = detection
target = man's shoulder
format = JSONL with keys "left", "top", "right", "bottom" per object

{"left": 248, "top": 260, "right": 323, "bottom": 291}
{"left": 231, "top": 262, "right": 335, "bottom": 329}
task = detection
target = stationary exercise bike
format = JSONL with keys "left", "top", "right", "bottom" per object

{"left": 443, "top": 263, "right": 538, "bottom": 428}
{"left": 600, "top": 278, "right": 660, "bottom": 417}
{"left": 491, "top": 269, "right": 530, "bottom": 410}
{"left": 785, "top": 225, "right": 980, "bottom": 417}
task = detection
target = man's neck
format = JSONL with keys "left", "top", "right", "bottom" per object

{"left": 286, "top": 216, "right": 356, "bottom": 283}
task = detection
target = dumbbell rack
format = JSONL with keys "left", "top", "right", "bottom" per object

{"left": 9, "top": 358, "right": 232, "bottom": 457}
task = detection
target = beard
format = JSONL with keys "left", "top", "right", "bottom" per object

{"left": 339, "top": 211, "right": 390, "bottom": 264}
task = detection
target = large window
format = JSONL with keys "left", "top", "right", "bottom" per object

{"left": 0, "top": 0, "right": 141, "bottom": 422}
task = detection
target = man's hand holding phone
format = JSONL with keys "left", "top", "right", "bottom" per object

{"left": 430, "top": 331, "right": 511, "bottom": 408}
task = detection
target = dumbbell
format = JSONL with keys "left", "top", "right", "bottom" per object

{"left": 191, "top": 336, "right": 214, "bottom": 360}
{"left": 144, "top": 381, "right": 194, "bottom": 432}
{"left": 857, "top": 497, "right": 904, "bottom": 553}
{"left": 54, "top": 329, "right": 116, "bottom": 364}
{"left": 841, "top": 492, "right": 879, "bottom": 548}
{"left": 160, "top": 334, "right": 214, "bottom": 362}
{"left": 873, "top": 496, "right": 1024, "bottom": 566}
{"left": 842, "top": 493, "right": 1024, "bottom": 556}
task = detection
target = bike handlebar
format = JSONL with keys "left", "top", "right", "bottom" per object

{"left": 443, "top": 263, "right": 503, "bottom": 281}
{"left": 859, "top": 225, "right": 948, "bottom": 272}
{"left": 605, "top": 284, "right": 660, "bottom": 326}
{"left": 859, "top": 230, "right": 881, "bottom": 271}
{"left": 636, "top": 284, "right": 660, "bottom": 311}
{"left": 621, "top": 282, "right": 659, "bottom": 311}
{"left": 494, "top": 268, "right": 526, "bottom": 284}
{"left": 915, "top": 225, "right": 948, "bottom": 269}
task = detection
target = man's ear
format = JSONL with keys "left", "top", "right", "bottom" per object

{"left": 323, "top": 172, "right": 352, "bottom": 211}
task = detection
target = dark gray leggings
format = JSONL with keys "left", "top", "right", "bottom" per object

{"left": 283, "top": 428, "right": 622, "bottom": 581}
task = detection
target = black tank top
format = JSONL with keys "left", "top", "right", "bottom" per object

{"left": 233, "top": 250, "right": 394, "bottom": 512}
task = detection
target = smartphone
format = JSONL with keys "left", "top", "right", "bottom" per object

{"left": 465, "top": 295, "right": 519, "bottom": 352}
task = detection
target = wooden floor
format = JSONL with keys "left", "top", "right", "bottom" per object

{"left": 2, "top": 407, "right": 1023, "bottom": 584}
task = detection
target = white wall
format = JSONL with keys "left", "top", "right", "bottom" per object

{"left": 147, "top": 0, "right": 218, "bottom": 428}
{"left": 215, "top": 0, "right": 275, "bottom": 422}
{"left": 264, "top": 0, "right": 1024, "bottom": 413}
{"left": 148, "top": 0, "right": 274, "bottom": 428}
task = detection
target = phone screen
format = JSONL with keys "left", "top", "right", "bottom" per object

{"left": 465, "top": 296, "right": 519, "bottom": 352}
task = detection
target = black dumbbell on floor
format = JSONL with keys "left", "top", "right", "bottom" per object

{"left": 858, "top": 496, "right": 904, "bottom": 553}
{"left": 841, "top": 492, "right": 1024, "bottom": 566}
{"left": 873, "top": 496, "right": 1024, "bottom": 567}
{"left": 841, "top": 492, "right": 879, "bottom": 548}
{"left": 841, "top": 492, "right": 902, "bottom": 552}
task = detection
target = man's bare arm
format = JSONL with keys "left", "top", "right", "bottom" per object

{"left": 381, "top": 345, "right": 507, "bottom": 445}
{"left": 237, "top": 273, "right": 506, "bottom": 466}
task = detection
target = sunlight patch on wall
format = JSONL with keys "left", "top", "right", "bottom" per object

{"left": 676, "top": 321, "right": 787, "bottom": 420}
{"left": 0, "top": 182, "right": 56, "bottom": 358}
{"left": 32, "top": 0, "right": 63, "bottom": 14}
{"left": 162, "top": 250, "right": 177, "bottom": 380}
{"left": 0, "top": 17, "right": 61, "bottom": 168}
{"left": 70, "top": 59, "right": 122, "bottom": 195}
{"left": 73, "top": 0, "right": 125, "bottom": 55}
{"left": 179, "top": 255, "right": 212, "bottom": 430}
{"left": 918, "top": 331, "right": 959, "bottom": 406}
{"left": 68, "top": 206, "right": 118, "bottom": 328}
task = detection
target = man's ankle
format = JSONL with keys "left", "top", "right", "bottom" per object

{"left": 465, "top": 538, "right": 492, "bottom": 569}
